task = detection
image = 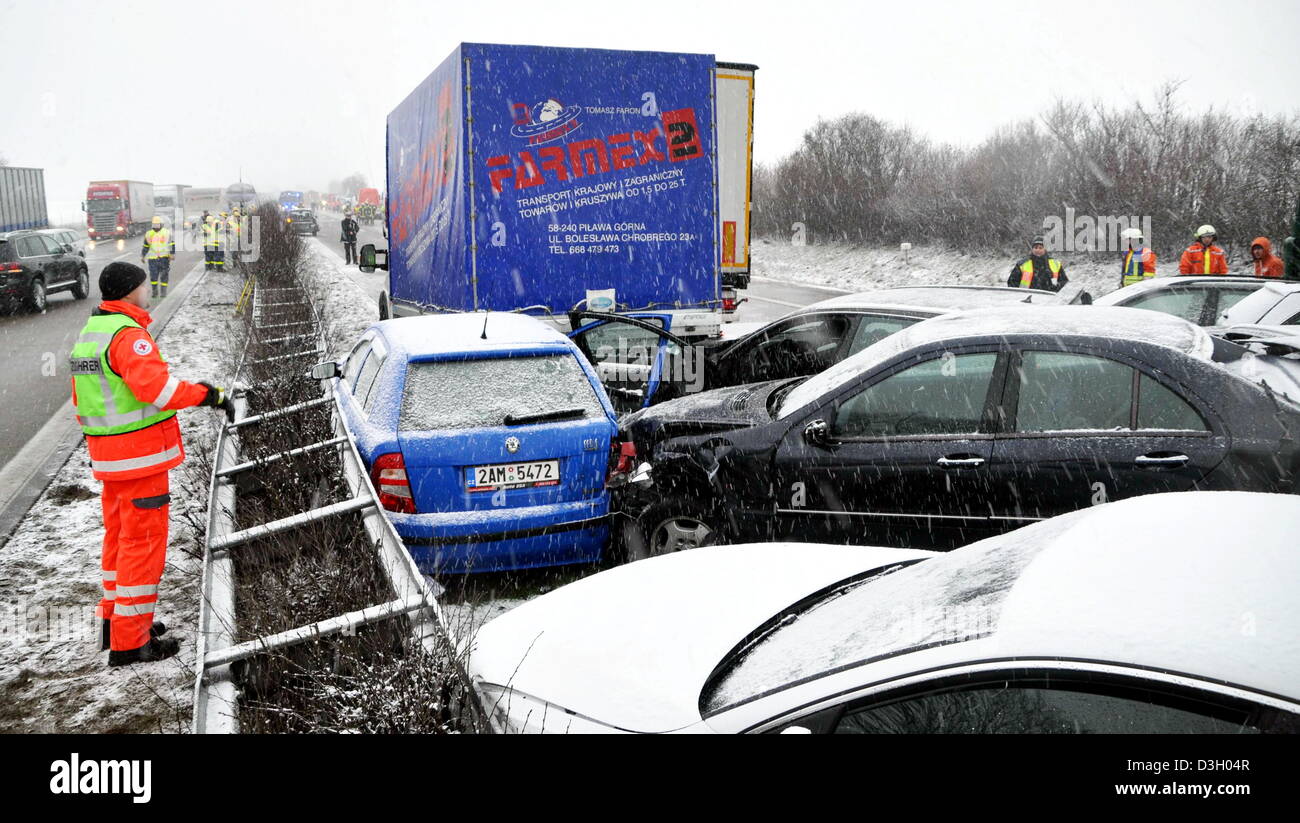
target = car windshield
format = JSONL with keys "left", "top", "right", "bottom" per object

{"left": 399, "top": 353, "right": 606, "bottom": 431}
{"left": 700, "top": 514, "right": 1081, "bottom": 716}
{"left": 86, "top": 199, "right": 122, "bottom": 213}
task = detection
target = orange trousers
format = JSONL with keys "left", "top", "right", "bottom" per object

{"left": 95, "top": 471, "right": 171, "bottom": 652}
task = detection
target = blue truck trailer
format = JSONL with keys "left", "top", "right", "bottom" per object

{"left": 362, "top": 43, "right": 755, "bottom": 340}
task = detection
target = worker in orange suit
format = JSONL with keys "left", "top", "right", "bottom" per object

{"left": 1179, "top": 225, "right": 1230, "bottom": 275}
{"left": 69, "top": 262, "right": 234, "bottom": 666}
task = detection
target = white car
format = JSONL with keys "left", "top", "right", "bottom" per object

{"left": 1217, "top": 280, "right": 1300, "bottom": 327}
{"left": 1093, "top": 275, "right": 1268, "bottom": 327}
{"left": 468, "top": 491, "right": 1300, "bottom": 734}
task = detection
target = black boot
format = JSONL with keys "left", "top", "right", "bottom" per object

{"left": 101, "top": 618, "right": 168, "bottom": 651}
{"left": 109, "top": 635, "right": 181, "bottom": 667}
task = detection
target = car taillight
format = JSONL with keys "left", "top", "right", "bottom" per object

{"left": 0, "top": 263, "right": 20, "bottom": 273}
{"left": 371, "top": 452, "right": 416, "bottom": 513}
{"left": 606, "top": 439, "right": 636, "bottom": 488}
{"left": 722, "top": 296, "right": 737, "bottom": 311}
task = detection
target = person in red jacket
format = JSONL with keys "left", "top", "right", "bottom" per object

{"left": 1250, "top": 237, "right": 1285, "bottom": 279}
{"left": 70, "top": 262, "right": 232, "bottom": 666}
{"left": 1179, "top": 225, "right": 1229, "bottom": 275}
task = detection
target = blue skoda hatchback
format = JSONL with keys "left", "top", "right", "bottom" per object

{"left": 332, "top": 313, "right": 621, "bottom": 573}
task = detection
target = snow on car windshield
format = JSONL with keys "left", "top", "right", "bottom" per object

{"left": 399, "top": 353, "right": 605, "bottom": 431}
{"left": 701, "top": 513, "right": 1085, "bottom": 715}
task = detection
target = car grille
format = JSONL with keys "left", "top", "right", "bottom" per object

{"left": 93, "top": 215, "right": 116, "bottom": 233}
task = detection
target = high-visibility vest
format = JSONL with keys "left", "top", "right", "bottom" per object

{"left": 70, "top": 314, "right": 177, "bottom": 436}
{"left": 1020, "top": 257, "right": 1062, "bottom": 288}
{"left": 143, "top": 228, "right": 172, "bottom": 259}
{"left": 1122, "top": 247, "right": 1156, "bottom": 286}
{"left": 203, "top": 221, "right": 221, "bottom": 248}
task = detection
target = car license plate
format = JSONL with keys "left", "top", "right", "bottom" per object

{"left": 466, "top": 460, "right": 560, "bottom": 491}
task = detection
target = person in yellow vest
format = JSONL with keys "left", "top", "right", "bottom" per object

{"left": 70, "top": 262, "right": 232, "bottom": 665}
{"left": 1119, "top": 227, "right": 1157, "bottom": 288}
{"left": 1008, "top": 236, "right": 1069, "bottom": 292}
{"left": 139, "top": 216, "right": 175, "bottom": 298}
{"left": 202, "top": 214, "right": 222, "bottom": 271}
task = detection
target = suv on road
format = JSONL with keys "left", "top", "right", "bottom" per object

{"left": 286, "top": 209, "right": 319, "bottom": 236}
{"left": 0, "top": 230, "right": 90, "bottom": 313}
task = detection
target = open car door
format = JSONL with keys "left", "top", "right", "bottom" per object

{"left": 567, "top": 311, "right": 700, "bottom": 415}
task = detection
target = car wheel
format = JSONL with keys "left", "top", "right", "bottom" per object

{"left": 25, "top": 277, "right": 47, "bottom": 313}
{"left": 634, "top": 497, "right": 722, "bottom": 560}
{"left": 71, "top": 267, "right": 90, "bottom": 300}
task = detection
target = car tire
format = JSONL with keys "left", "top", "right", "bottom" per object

{"left": 25, "top": 277, "right": 47, "bottom": 313}
{"left": 633, "top": 496, "right": 722, "bottom": 561}
{"left": 71, "top": 267, "right": 89, "bottom": 300}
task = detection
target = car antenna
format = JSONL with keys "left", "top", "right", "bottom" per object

{"left": 481, "top": 311, "right": 489, "bottom": 340}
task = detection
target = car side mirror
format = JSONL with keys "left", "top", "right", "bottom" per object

{"left": 309, "top": 361, "right": 341, "bottom": 381}
{"left": 359, "top": 243, "right": 387, "bottom": 273}
{"left": 803, "top": 418, "right": 835, "bottom": 447}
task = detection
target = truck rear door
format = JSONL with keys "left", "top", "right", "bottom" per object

{"left": 715, "top": 63, "right": 757, "bottom": 293}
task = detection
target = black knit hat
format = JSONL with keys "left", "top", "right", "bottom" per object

{"left": 99, "top": 262, "right": 148, "bottom": 301}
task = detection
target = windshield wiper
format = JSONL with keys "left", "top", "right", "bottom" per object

{"left": 504, "top": 408, "right": 585, "bottom": 426}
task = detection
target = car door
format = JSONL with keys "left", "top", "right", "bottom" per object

{"left": 17, "top": 235, "right": 52, "bottom": 283}
{"left": 713, "top": 312, "right": 859, "bottom": 389}
{"left": 567, "top": 312, "right": 696, "bottom": 413}
{"left": 986, "top": 345, "right": 1229, "bottom": 525}
{"left": 37, "top": 234, "right": 73, "bottom": 284}
{"left": 771, "top": 347, "right": 1008, "bottom": 549}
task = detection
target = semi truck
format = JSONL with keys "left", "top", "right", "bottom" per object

{"left": 183, "top": 187, "right": 224, "bottom": 227}
{"left": 361, "top": 43, "right": 756, "bottom": 339}
{"left": 0, "top": 167, "right": 49, "bottom": 233}
{"left": 84, "top": 180, "right": 154, "bottom": 240}
{"left": 153, "top": 184, "right": 190, "bottom": 229}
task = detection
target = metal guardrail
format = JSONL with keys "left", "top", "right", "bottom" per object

{"left": 192, "top": 271, "right": 474, "bottom": 734}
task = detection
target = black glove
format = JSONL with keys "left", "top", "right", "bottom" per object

{"left": 198, "top": 381, "right": 236, "bottom": 423}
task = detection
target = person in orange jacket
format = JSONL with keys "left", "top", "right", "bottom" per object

{"left": 70, "top": 262, "right": 233, "bottom": 666}
{"left": 1250, "top": 237, "right": 1285, "bottom": 279}
{"left": 1179, "top": 225, "right": 1229, "bottom": 275}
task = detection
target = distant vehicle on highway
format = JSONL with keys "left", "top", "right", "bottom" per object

{"left": 222, "top": 182, "right": 257, "bottom": 211}
{"left": 1093, "top": 275, "right": 1267, "bottom": 327}
{"left": 84, "top": 180, "right": 153, "bottom": 240}
{"left": 0, "top": 167, "right": 48, "bottom": 233}
{"left": 0, "top": 229, "right": 90, "bottom": 312}
{"left": 468, "top": 491, "right": 1300, "bottom": 733}
{"left": 36, "top": 227, "right": 86, "bottom": 259}
{"left": 278, "top": 190, "right": 304, "bottom": 212}
{"left": 316, "top": 313, "right": 620, "bottom": 573}
{"left": 614, "top": 306, "right": 1300, "bottom": 555}
{"left": 285, "top": 208, "right": 318, "bottom": 236}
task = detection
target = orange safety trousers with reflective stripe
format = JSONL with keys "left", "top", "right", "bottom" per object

{"left": 96, "top": 471, "right": 170, "bottom": 651}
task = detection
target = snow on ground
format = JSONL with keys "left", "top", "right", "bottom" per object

{"left": 0, "top": 267, "right": 244, "bottom": 733}
{"left": 300, "top": 241, "right": 379, "bottom": 360}
{"left": 749, "top": 238, "right": 1128, "bottom": 300}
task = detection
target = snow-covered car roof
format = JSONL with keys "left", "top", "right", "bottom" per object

{"left": 467, "top": 542, "right": 936, "bottom": 733}
{"left": 779, "top": 305, "right": 1213, "bottom": 419}
{"left": 373, "top": 312, "right": 573, "bottom": 358}
{"left": 792, "top": 285, "right": 1063, "bottom": 316}
{"left": 704, "top": 492, "right": 1300, "bottom": 719}
{"left": 1217, "top": 280, "right": 1300, "bottom": 327}
{"left": 1093, "top": 274, "right": 1268, "bottom": 305}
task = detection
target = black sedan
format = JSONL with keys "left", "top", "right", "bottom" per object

{"left": 286, "top": 209, "right": 319, "bottom": 236}
{"left": 613, "top": 306, "right": 1300, "bottom": 556}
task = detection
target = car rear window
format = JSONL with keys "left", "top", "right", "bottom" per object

{"left": 0, "top": 241, "right": 13, "bottom": 263}
{"left": 399, "top": 353, "right": 605, "bottom": 431}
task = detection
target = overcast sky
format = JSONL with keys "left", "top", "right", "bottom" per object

{"left": 2, "top": 0, "right": 1296, "bottom": 222}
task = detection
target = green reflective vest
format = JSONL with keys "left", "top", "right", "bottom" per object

{"left": 1020, "top": 257, "right": 1062, "bottom": 288}
{"left": 70, "top": 313, "right": 176, "bottom": 436}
